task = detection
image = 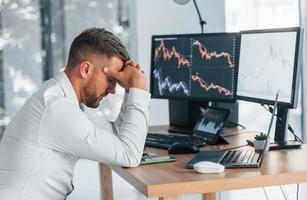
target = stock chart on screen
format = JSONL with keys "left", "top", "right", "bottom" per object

{"left": 151, "top": 33, "right": 238, "bottom": 101}
{"left": 237, "top": 31, "right": 298, "bottom": 104}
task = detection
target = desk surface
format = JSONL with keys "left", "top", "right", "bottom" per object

{"left": 110, "top": 126, "right": 307, "bottom": 198}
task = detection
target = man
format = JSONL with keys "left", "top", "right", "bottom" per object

{"left": 0, "top": 28, "right": 150, "bottom": 200}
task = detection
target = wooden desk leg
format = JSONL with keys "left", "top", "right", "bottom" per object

{"left": 159, "top": 196, "right": 181, "bottom": 200}
{"left": 99, "top": 164, "right": 113, "bottom": 200}
{"left": 202, "top": 192, "right": 216, "bottom": 200}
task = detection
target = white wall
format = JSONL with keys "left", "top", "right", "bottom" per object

{"left": 129, "top": 0, "right": 226, "bottom": 126}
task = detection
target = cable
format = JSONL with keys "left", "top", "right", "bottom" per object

{"left": 279, "top": 185, "right": 289, "bottom": 200}
{"left": 265, "top": 105, "right": 302, "bottom": 142}
{"left": 297, "top": 184, "right": 299, "bottom": 200}
{"left": 283, "top": 185, "right": 290, "bottom": 200}
{"left": 261, "top": 104, "right": 303, "bottom": 143}
{"left": 288, "top": 124, "right": 303, "bottom": 143}
{"left": 263, "top": 187, "right": 269, "bottom": 200}
{"left": 223, "top": 120, "right": 246, "bottom": 129}
{"left": 261, "top": 104, "right": 282, "bottom": 121}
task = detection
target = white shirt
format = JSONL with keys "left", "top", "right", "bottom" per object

{"left": 0, "top": 72, "right": 150, "bottom": 200}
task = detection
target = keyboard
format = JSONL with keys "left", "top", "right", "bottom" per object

{"left": 146, "top": 133, "right": 206, "bottom": 149}
{"left": 219, "top": 149, "right": 255, "bottom": 166}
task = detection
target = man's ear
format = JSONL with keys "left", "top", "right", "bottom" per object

{"left": 79, "top": 61, "right": 94, "bottom": 79}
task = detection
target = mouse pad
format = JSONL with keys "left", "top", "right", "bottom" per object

{"left": 185, "top": 151, "right": 225, "bottom": 169}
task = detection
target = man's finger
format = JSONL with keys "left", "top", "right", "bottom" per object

{"left": 103, "top": 67, "right": 120, "bottom": 80}
{"left": 131, "top": 61, "right": 137, "bottom": 67}
{"left": 125, "top": 61, "right": 137, "bottom": 68}
{"left": 124, "top": 61, "right": 132, "bottom": 65}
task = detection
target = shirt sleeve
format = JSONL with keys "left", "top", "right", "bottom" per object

{"left": 38, "top": 89, "right": 151, "bottom": 167}
{"left": 113, "top": 91, "right": 129, "bottom": 134}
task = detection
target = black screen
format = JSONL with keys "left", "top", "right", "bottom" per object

{"left": 150, "top": 33, "right": 239, "bottom": 102}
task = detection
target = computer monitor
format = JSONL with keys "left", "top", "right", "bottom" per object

{"left": 151, "top": 33, "right": 239, "bottom": 101}
{"left": 237, "top": 27, "right": 302, "bottom": 149}
{"left": 150, "top": 33, "right": 240, "bottom": 132}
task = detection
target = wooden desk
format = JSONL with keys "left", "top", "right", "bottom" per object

{"left": 99, "top": 126, "right": 307, "bottom": 200}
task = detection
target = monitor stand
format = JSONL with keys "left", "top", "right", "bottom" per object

{"left": 269, "top": 140, "right": 301, "bottom": 150}
{"left": 248, "top": 105, "right": 301, "bottom": 150}
{"left": 211, "top": 101, "right": 239, "bottom": 128}
{"left": 168, "top": 99, "right": 208, "bottom": 135}
{"left": 168, "top": 100, "right": 239, "bottom": 134}
{"left": 168, "top": 125, "right": 193, "bottom": 134}
{"left": 247, "top": 139, "right": 301, "bottom": 150}
{"left": 272, "top": 105, "right": 301, "bottom": 150}
{"left": 167, "top": 100, "right": 239, "bottom": 135}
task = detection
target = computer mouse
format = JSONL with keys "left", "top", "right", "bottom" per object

{"left": 168, "top": 143, "right": 200, "bottom": 154}
{"left": 193, "top": 161, "right": 225, "bottom": 174}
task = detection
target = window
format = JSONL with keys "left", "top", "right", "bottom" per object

{"left": 225, "top": 0, "right": 299, "bottom": 31}
{"left": 224, "top": 1, "right": 301, "bottom": 200}
{"left": 0, "top": 0, "right": 43, "bottom": 119}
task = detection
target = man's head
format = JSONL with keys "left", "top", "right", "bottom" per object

{"left": 65, "top": 27, "right": 130, "bottom": 108}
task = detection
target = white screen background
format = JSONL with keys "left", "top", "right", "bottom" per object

{"left": 237, "top": 31, "right": 297, "bottom": 104}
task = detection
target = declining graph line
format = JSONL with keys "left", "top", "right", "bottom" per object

{"left": 269, "top": 45, "right": 292, "bottom": 69}
{"left": 153, "top": 68, "right": 189, "bottom": 96}
{"left": 193, "top": 40, "right": 234, "bottom": 68}
{"left": 154, "top": 40, "right": 191, "bottom": 68}
{"left": 192, "top": 72, "right": 231, "bottom": 96}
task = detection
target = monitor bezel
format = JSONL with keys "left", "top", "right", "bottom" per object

{"left": 237, "top": 27, "right": 301, "bottom": 108}
{"left": 150, "top": 32, "right": 240, "bottom": 103}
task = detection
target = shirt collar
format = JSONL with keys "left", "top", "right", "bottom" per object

{"left": 54, "top": 71, "right": 80, "bottom": 107}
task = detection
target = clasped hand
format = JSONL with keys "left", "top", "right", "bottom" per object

{"left": 103, "top": 61, "right": 147, "bottom": 92}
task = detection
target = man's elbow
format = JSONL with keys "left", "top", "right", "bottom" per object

{"left": 128, "top": 160, "right": 141, "bottom": 168}
{"left": 121, "top": 152, "right": 142, "bottom": 168}
{"left": 126, "top": 155, "right": 142, "bottom": 167}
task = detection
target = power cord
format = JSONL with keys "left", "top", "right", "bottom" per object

{"left": 263, "top": 185, "right": 300, "bottom": 200}
{"left": 297, "top": 184, "right": 300, "bottom": 200}
{"left": 223, "top": 120, "right": 246, "bottom": 129}
{"left": 280, "top": 184, "right": 301, "bottom": 200}
{"left": 263, "top": 187, "right": 269, "bottom": 200}
{"left": 261, "top": 104, "right": 302, "bottom": 143}
{"left": 279, "top": 185, "right": 289, "bottom": 200}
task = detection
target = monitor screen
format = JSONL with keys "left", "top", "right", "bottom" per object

{"left": 194, "top": 107, "right": 229, "bottom": 135}
{"left": 150, "top": 33, "right": 240, "bottom": 102}
{"left": 237, "top": 27, "right": 301, "bottom": 107}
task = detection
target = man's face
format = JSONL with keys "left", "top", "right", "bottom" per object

{"left": 82, "top": 55, "right": 123, "bottom": 108}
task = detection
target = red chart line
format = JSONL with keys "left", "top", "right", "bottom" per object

{"left": 193, "top": 40, "right": 234, "bottom": 68}
{"left": 191, "top": 73, "right": 231, "bottom": 96}
{"left": 154, "top": 40, "right": 191, "bottom": 68}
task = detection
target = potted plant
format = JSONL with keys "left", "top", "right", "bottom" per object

{"left": 254, "top": 132, "right": 268, "bottom": 151}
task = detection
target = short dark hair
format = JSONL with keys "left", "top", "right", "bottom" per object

{"left": 66, "top": 27, "right": 130, "bottom": 68}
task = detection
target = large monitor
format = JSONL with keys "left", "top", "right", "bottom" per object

{"left": 237, "top": 27, "right": 301, "bottom": 107}
{"left": 237, "top": 27, "right": 302, "bottom": 149}
{"left": 151, "top": 33, "right": 240, "bottom": 102}
{"left": 150, "top": 33, "right": 240, "bottom": 132}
